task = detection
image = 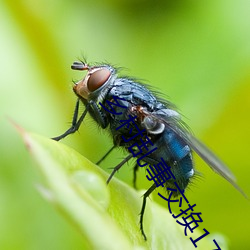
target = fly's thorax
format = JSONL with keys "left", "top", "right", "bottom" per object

{"left": 73, "top": 64, "right": 117, "bottom": 103}
{"left": 142, "top": 116, "right": 165, "bottom": 134}
{"left": 140, "top": 109, "right": 180, "bottom": 135}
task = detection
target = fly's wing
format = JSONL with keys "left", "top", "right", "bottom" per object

{"left": 151, "top": 110, "right": 248, "bottom": 199}
{"left": 182, "top": 132, "right": 248, "bottom": 198}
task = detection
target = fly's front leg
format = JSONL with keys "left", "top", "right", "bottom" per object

{"left": 89, "top": 100, "right": 108, "bottom": 129}
{"left": 52, "top": 99, "right": 89, "bottom": 141}
{"left": 140, "top": 183, "right": 157, "bottom": 240}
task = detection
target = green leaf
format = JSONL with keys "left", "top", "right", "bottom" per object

{"left": 19, "top": 128, "right": 219, "bottom": 250}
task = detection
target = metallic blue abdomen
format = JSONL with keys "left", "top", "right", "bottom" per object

{"left": 99, "top": 78, "right": 195, "bottom": 194}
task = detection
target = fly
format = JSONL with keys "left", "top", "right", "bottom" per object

{"left": 52, "top": 60, "right": 247, "bottom": 240}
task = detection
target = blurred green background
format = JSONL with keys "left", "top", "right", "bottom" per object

{"left": 0, "top": 0, "right": 250, "bottom": 249}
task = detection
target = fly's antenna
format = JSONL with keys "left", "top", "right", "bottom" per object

{"left": 71, "top": 61, "right": 89, "bottom": 71}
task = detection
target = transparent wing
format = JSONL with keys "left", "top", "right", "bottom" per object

{"left": 150, "top": 110, "right": 248, "bottom": 198}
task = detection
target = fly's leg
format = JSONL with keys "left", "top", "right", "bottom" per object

{"left": 133, "top": 163, "right": 139, "bottom": 189}
{"left": 52, "top": 99, "right": 89, "bottom": 141}
{"left": 89, "top": 100, "right": 107, "bottom": 129}
{"left": 107, "top": 154, "right": 133, "bottom": 184}
{"left": 96, "top": 146, "right": 116, "bottom": 165}
{"left": 99, "top": 149, "right": 140, "bottom": 188}
{"left": 140, "top": 183, "right": 157, "bottom": 240}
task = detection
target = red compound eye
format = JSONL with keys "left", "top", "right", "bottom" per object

{"left": 87, "top": 68, "right": 111, "bottom": 92}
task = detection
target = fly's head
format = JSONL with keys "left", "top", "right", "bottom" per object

{"left": 72, "top": 61, "right": 116, "bottom": 101}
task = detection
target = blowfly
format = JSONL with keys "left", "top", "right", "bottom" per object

{"left": 52, "top": 60, "right": 246, "bottom": 239}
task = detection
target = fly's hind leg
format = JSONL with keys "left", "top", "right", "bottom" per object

{"left": 133, "top": 163, "right": 139, "bottom": 189}
{"left": 140, "top": 183, "right": 157, "bottom": 240}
